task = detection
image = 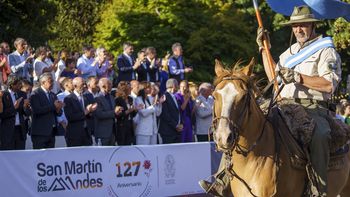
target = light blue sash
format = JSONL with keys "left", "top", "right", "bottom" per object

{"left": 284, "top": 37, "right": 335, "bottom": 69}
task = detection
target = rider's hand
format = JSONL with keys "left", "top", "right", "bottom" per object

{"left": 279, "top": 67, "right": 301, "bottom": 84}
{"left": 256, "top": 27, "right": 271, "bottom": 53}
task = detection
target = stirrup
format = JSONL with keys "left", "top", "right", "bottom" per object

{"left": 198, "top": 179, "right": 224, "bottom": 197}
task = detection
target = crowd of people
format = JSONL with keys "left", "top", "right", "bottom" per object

{"left": 336, "top": 99, "right": 350, "bottom": 125}
{"left": 0, "top": 39, "right": 215, "bottom": 150}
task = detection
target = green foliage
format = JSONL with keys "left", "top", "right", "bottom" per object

{"left": 47, "top": 0, "right": 105, "bottom": 52}
{"left": 2, "top": 0, "right": 349, "bottom": 85}
{"left": 0, "top": 0, "right": 56, "bottom": 47}
{"left": 93, "top": 0, "right": 256, "bottom": 82}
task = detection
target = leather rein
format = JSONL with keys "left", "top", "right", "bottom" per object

{"left": 211, "top": 75, "right": 282, "bottom": 197}
{"left": 212, "top": 76, "right": 263, "bottom": 156}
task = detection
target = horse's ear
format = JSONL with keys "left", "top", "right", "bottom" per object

{"left": 241, "top": 57, "right": 255, "bottom": 76}
{"left": 215, "top": 59, "right": 225, "bottom": 77}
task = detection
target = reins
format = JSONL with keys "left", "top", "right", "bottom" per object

{"left": 210, "top": 75, "right": 284, "bottom": 197}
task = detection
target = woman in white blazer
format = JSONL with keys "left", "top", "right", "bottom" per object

{"left": 134, "top": 83, "right": 163, "bottom": 145}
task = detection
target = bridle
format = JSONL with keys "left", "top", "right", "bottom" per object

{"left": 212, "top": 76, "right": 253, "bottom": 155}
{"left": 211, "top": 76, "right": 253, "bottom": 155}
{"left": 210, "top": 74, "right": 282, "bottom": 197}
{"left": 210, "top": 75, "right": 273, "bottom": 197}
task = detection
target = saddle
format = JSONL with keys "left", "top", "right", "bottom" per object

{"left": 268, "top": 106, "right": 349, "bottom": 171}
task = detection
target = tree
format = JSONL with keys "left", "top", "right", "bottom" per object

{"left": 0, "top": 0, "right": 56, "bottom": 48}
{"left": 48, "top": 0, "right": 105, "bottom": 52}
{"left": 93, "top": 0, "right": 256, "bottom": 82}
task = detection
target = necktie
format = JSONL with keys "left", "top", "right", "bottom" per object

{"left": 47, "top": 92, "right": 51, "bottom": 103}
{"left": 79, "top": 96, "right": 84, "bottom": 110}
{"left": 105, "top": 94, "right": 113, "bottom": 109}
{"left": 14, "top": 92, "right": 18, "bottom": 100}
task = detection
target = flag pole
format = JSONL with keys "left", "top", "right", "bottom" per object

{"left": 252, "top": 0, "right": 278, "bottom": 91}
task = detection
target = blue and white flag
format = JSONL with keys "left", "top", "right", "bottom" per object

{"left": 266, "top": 0, "right": 350, "bottom": 21}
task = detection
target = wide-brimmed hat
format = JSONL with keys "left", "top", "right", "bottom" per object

{"left": 281, "top": 5, "right": 320, "bottom": 25}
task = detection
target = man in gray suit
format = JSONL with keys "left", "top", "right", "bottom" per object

{"left": 30, "top": 73, "right": 64, "bottom": 149}
{"left": 8, "top": 38, "right": 34, "bottom": 80}
{"left": 94, "top": 78, "right": 122, "bottom": 146}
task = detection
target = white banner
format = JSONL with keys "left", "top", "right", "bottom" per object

{"left": 0, "top": 142, "right": 216, "bottom": 197}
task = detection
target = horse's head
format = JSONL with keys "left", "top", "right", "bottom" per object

{"left": 212, "top": 58, "right": 257, "bottom": 152}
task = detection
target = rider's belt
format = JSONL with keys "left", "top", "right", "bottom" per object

{"left": 292, "top": 98, "right": 328, "bottom": 108}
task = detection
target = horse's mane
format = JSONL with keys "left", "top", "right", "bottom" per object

{"left": 214, "top": 60, "right": 261, "bottom": 97}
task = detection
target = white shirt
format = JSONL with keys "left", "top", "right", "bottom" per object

{"left": 74, "top": 90, "right": 85, "bottom": 110}
{"left": 277, "top": 36, "right": 342, "bottom": 101}
{"left": 168, "top": 91, "right": 180, "bottom": 125}
{"left": 77, "top": 55, "right": 96, "bottom": 79}
{"left": 57, "top": 90, "right": 70, "bottom": 124}
{"left": 33, "top": 59, "right": 50, "bottom": 82}
{"left": 40, "top": 86, "right": 51, "bottom": 101}
{"left": 74, "top": 90, "right": 87, "bottom": 127}
{"left": 123, "top": 53, "right": 133, "bottom": 66}
{"left": 55, "top": 59, "right": 66, "bottom": 80}
{"left": 34, "top": 59, "right": 59, "bottom": 93}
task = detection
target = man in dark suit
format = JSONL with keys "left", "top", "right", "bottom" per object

{"left": 64, "top": 77, "right": 97, "bottom": 147}
{"left": 136, "top": 50, "right": 149, "bottom": 82}
{"left": 145, "top": 47, "right": 161, "bottom": 83}
{"left": 83, "top": 76, "right": 99, "bottom": 137}
{"left": 93, "top": 78, "right": 122, "bottom": 145}
{"left": 0, "top": 75, "right": 31, "bottom": 150}
{"left": 159, "top": 78, "right": 182, "bottom": 144}
{"left": 116, "top": 42, "right": 141, "bottom": 83}
{"left": 0, "top": 91, "right": 3, "bottom": 113}
{"left": 30, "top": 73, "right": 64, "bottom": 149}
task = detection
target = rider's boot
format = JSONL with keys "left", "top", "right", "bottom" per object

{"left": 198, "top": 179, "right": 226, "bottom": 197}
{"left": 198, "top": 168, "right": 231, "bottom": 197}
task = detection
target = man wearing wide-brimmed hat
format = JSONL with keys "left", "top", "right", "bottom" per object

{"left": 199, "top": 5, "right": 342, "bottom": 197}
{"left": 256, "top": 5, "right": 342, "bottom": 196}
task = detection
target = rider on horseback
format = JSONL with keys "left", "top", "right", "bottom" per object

{"left": 199, "top": 5, "right": 342, "bottom": 196}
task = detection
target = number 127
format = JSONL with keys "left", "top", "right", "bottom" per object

{"left": 116, "top": 161, "right": 141, "bottom": 177}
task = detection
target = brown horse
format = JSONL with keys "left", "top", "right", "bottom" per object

{"left": 212, "top": 59, "right": 350, "bottom": 197}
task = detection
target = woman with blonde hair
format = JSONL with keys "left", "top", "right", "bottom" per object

{"left": 188, "top": 81, "right": 198, "bottom": 100}
{"left": 115, "top": 81, "right": 137, "bottom": 145}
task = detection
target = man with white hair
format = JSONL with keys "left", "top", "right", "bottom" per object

{"left": 195, "top": 82, "right": 214, "bottom": 142}
{"left": 94, "top": 47, "right": 111, "bottom": 78}
{"left": 158, "top": 78, "right": 182, "bottom": 144}
{"left": 64, "top": 77, "right": 97, "bottom": 146}
{"left": 30, "top": 73, "right": 64, "bottom": 149}
{"left": 94, "top": 78, "right": 122, "bottom": 145}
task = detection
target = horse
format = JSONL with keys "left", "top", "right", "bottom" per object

{"left": 211, "top": 58, "right": 350, "bottom": 197}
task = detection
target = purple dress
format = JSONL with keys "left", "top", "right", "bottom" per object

{"left": 174, "top": 93, "right": 194, "bottom": 142}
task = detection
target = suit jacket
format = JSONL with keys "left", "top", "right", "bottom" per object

{"left": 93, "top": 93, "right": 116, "bottom": 138}
{"left": 0, "top": 90, "right": 31, "bottom": 141}
{"left": 136, "top": 62, "right": 149, "bottom": 82}
{"left": 8, "top": 51, "right": 31, "bottom": 79}
{"left": 64, "top": 93, "right": 89, "bottom": 139}
{"left": 117, "top": 54, "right": 136, "bottom": 82}
{"left": 83, "top": 91, "right": 96, "bottom": 135}
{"left": 145, "top": 58, "right": 160, "bottom": 82}
{"left": 30, "top": 87, "right": 62, "bottom": 136}
{"left": 159, "top": 92, "right": 181, "bottom": 137}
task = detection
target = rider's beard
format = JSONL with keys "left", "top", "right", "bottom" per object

{"left": 295, "top": 32, "right": 310, "bottom": 44}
